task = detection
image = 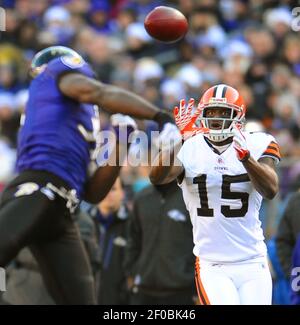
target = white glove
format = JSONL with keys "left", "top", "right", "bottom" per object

{"left": 110, "top": 114, "right": 138, "bottom": 144}
{"left": 110, "top": 114, "right": 137, "bottom": 130}
{"left": 154, "top": 122, "right": 182, "bottom": 150}
{"left": 232, "top": 124, "right": 250, "bottom": 161}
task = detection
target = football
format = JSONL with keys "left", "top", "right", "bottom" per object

{"left": 144, "top": 6, "right": 188, "bottom": 43}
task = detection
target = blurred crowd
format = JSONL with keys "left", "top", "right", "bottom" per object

{"left": 0, "top": 0, "right": 300, "bottom": 304}
{"left": 1, "top": 0, "right": 300, "bottom": 197}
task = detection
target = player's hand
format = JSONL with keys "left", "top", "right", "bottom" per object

{"left": 111, "top": 113, "right": 137, "bottom": 129}
{"left": 110, "top": 114, "right": 137, "bottom": 144}
{"left": 173, "top": 98, "right": 204, "bottom": 140}
{"left": 154, "top": 122, "right": 182, "bottom": 150}
{"left": 232, "top": 124, "right": 250, "bottom": 162}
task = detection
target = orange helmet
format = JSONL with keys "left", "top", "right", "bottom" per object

{"left": 197, "top": 84, "right": 246, "bottom": 142}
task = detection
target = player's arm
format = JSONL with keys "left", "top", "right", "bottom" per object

{"left": 232, "top": 126, "right": 279, "bottom": 200}
{"left": 242, "top": 156, "right": 279, "bottom": 200}
{"left": 84, "top": 114, "right": 136, "bottom": 204}
{"left": 150, "top": 98, "right": 203, "bottom": 185}
{"left": 83, "top": 139, "right": 128, "bottom": 204}
{"left": 58, "top": 73, "right": 171, "bottom": 127}
{"left": 149, "top": 141, "right": 184, "bottom": 185}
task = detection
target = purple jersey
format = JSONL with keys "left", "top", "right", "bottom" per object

{"left": 17, "top": 57, "right": 99, "bottom": 199}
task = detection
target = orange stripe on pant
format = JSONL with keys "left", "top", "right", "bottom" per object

{"left": 195, "top": 257, "right": 211, "bottom": 305}
{"left": 194, "top": 265, "right": 204, "bottom": 305}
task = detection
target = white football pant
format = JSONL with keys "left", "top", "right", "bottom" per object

{"left": 195, "top": 257, "right": 272, "bottom": 305}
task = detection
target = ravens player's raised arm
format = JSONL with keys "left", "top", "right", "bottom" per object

{"left": 84, "top": 114, "right": 137, "bottom": 204}
{"left": 58, "top": 73, "right": 170, "bottom": 126}
{"left": 149, "top": 141, "right": 184, "bottom": 185}
{"left": 83, "top": 140, "right": 126, "bottom": 204}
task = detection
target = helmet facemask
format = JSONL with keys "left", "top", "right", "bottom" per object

{"left": 196, "top": 103, "right": 245, "bottom": 142}
{"left": 29, "top": 64, "right": 47, "bottom": 78}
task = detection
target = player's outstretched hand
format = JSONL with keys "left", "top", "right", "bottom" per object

{"left": 154, "top": 122, "right": 182, "bottom": 150}
{"left": 173, "top": 98, "right": 204, "bottom": 140}
{"left": 110, "top": 113, "right": 137, "bottom": 144}
{"left": 232, "top": 124, "right": 250, "bottom": 162}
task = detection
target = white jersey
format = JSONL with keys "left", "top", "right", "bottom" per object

{"left": 177, "top": 132, "right": 280, "bottom": 263}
